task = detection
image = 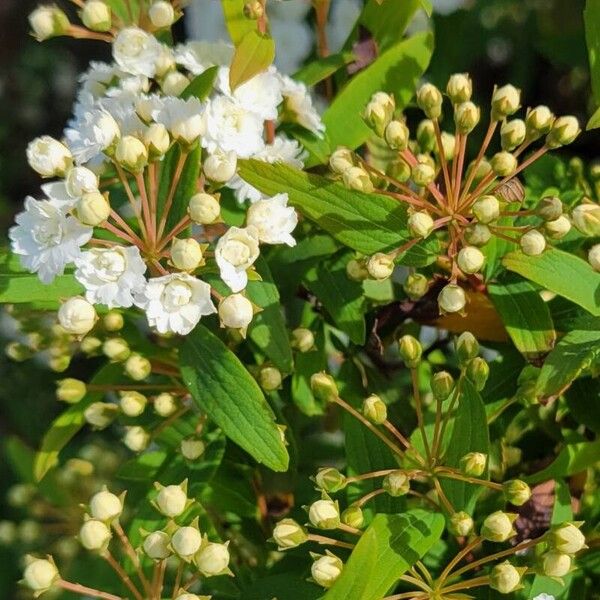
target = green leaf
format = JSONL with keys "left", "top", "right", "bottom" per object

{"left": 303, "top": 252, "right": 366, "bottom": 344}
{"left": 587, "top": 105, "right": 600, "bottom": 130}
{"left": 535, "top": 322, "right": 600, "bottom": 397}
{"left": 222, "top": 0, "right": 256, "bottom": 45}
{"left": 419, "top": 0, "right": 433, "bottom": 16}
{"left": 503, "top": 249, "right": 600, "bottom": 316}
{"left": 0, "top": 250, "right": 82, "bottom": 305}
{"left": 488, "top": 279, "right": 556, "bottom": 360}
{"left": 238, "top": 161, "right": 410, "bottom": 255}
{"left": 246, "top": 257, "right": 294, "bottom": 372}
{"left": 566, "top": 378, "right": 600, "bottom": 433}
{"left": 181, "top": 65, "right": 219, "bottom": 100}
{"left": 360, "top": 0, "right": 421, "bottom": 51}
{"left": 34, "top": 363, "right": 122, "bottom": 481}
{"left": 584, "top": 0, "right": 600, "bottom": 105}
{"left": 229, "top": 30, "right": 275, "bottom": 90}
{"left": 293, "top": 52, "right": 355, "bottom": 86}
{"left": 323, "top": 32, "right": 433, "bottom": 151}
{"left": 324, "top": 510, "right": 445, "bottom": 600}
{"left": 180, "top": 325, "right": 289, "bottom": 471}
{"left": 441, "top": 379, "right": 490, "bottom": 512}
{"left": 526, "top": 440, "right": 600, "bottom": 485}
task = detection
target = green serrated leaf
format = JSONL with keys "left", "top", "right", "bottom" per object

{"left": 222, "top": 0, "right": 257, "bottom": 45}
{"left": 180, "top": 325, "right": 289, "bottom": 472}
{"left": 229, "top": 30, "right": 275, "bottom": 90}
{"left": 293, "top": 52, "right": 355, "bottom": 86}
{"left": 181, "top": 65, "right": 219, "bottom": 100}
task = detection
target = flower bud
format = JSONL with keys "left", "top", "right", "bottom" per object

{"left": 181, "top": 437, "right": 205, "bottom": 460}
{"left": 29, "top": 6, "right": 70, "bottom": 40}
{"left": 119, "top": 391, "right": 147, "bottom": 417}
{"left": 171, "top": 238, "right": 203, "bottom": 271}
{"left": 310, "top": 372, "right": 338, "bottom": 403}
{"left": 417, "top": 83, "right": 443, "bottom": 119}
{"left": 341, "top": 506, "right": 364, "bottom": 529}
{"left": 398, "top": 334, "right": 422, "bottom": 368}
{"left": 364, "top": 92, "right": 395, "bottom": 136}
{"left": 90, "top": 489, "right": 123, "bottom": 522}
{"left": 416, "top": 119, "right": 436, "bottom": 152}
{"left": 472, "top": 195, "right": 500, "bottom": 224}
{"left": 76, "top": 191, "right": 110, "bottom": 226}
{"left": 384, "top": 120, "right": 409, "bottom": 150}
{"left": 102, "top": 310, "right": 124, "bottom": 332}
{"left": 272, "top": 519, "right": 308, "bottom": 549}
{"left": 436, "top": 131, "right": 456, "bottom": 160}
{"left": 537, "top": 196, "right": 563, "bottom": 221}
{"left": 387, "top": 158, "right": 411, "bottom": 182}
{"left": 346, "top": 258, "right": 369, "bottom": 282}
{"left": 116, "top": 135, "right": 148, "bottom": 172}
{"left": 490, "top": 561, "right": 524, "bottom": 593}
{"left": 447, "top": 73, "right": 472, "bottom": 104}
{"left": 123, "top": 426, "right": 150, "bottom": 452}
{"left": 196, "top": 541, "right": 230, "bottom": 576}
{"left": 329, "top": 147, "right": 354, "bottom": 174}
{"left": 291, "top": 328, "right": 315, "bottom": 353}
{"left": 403, "top": 272, "right": 429, "bottom": 300}
{"left": 58, "top": 297, "right": 97, "bottom": 336}
{"left": 7, "top": 484, "right": 35, "bottom": 507}
{"left": 23, "top": 556, "right": 59, "bottom": 592}
{"left": 49, "top": 355, "right": 71, "bottom": 373}
{"left": 103, "top": 337, "right": 130, "bottom": 361}
{"left": 255, "top": 364, "right": 282, "bottom": 393}
{"left": 84, "top": 402, "right": 119, "bottom": 429}
{"left": 0, "top": 521, "right": 17, "bottom": 545}
{"left": 454, "top": 101, "right": 480, "bottom": 134}
{"left": 125, "top": 353, "right": 151, "bottom": 381}
{"left": 154, "top": 392, "right": 178, "bottom": 417}
{"left": 172, "top": 526, "right": 202, "bottom": 559}
{"left": 383, "top": 470, "right": 410, "bottom": 496}
{"left": 460, "top": 452, "right": 487, "bottom": 477}
{"left": 161, "top": 71, "right": 190, "bottom": 96}
{"left": 549, "top": 523, "right": 587, "bottom": 554}
{"left": 362, "top": 394, "right": 387, "bottom": 424}
{"left": 79, "top": 519, "right": 111, "bottom": 551}
{"left": 438, "top": 284, "right": 466, "bottom": 314}
{"left": 80, "top": 336, "right": 101, "bottom": 355}
{"left": 81, "top": 1, "right": 112, "bottom": 32}
{"left": 589, "top": 244, "right": 600, "bottom": 271}
{"left": 411, "top": 161, "right": 436, "bottom": 187}
{"left": 26, "top": 136, "right": 72, "bottom": 178}
{"left": 408, "top": 211, "right": 434, "bottom": 239}
{"left": 544, "top": 215, "right": 571, "bottom": 240}
{"left": 219, "top": 294, "right": 254, "bottom": 330}
{"left": 155, "top": 482, "right": 188, "bottom": 517}
{"left": 311, "top": 553, "right": 343, "bottom": 589}
{"left": 431, "top": 371, "right": 455, "bottom": 401}
{"left": 457, "top": 246, "right": 485, "bottom": 274}
{"left": 366, "top": 252, "right": 394, "bottom": 280}
{"left": 144, "top": 122, "right": 170, "bottom": 157}
{"left": 546, "top": 116, "right": 580, "bottom": 148}
{"left": 491, "top": 151, "right": 517, "bottom": 177}
{"left": 65, "top": 166, "right": 98, "bottom": 197}
{"left": 449, "top": 511, "right": 474, "bottom": 537}
{"left": 342, "top": 166, "right": 374, "bottom": 193}
{"left": 465, "top": 223, "right": 491, "bottom": 246}
{"left": 572, "top": 202, "right": 600, "bottom": 236}
{"left": 526, "top": 105, "right": 554, "bottom": 138}
{"left": 188, "top": 192, "right": 220, "bottom": 225}
{"left": 149, "top": 1, "right": 176, "bottom": 28}
{"left": 466, "top": 356, "right": 489, "bottom": 390}
{"left": 309, "top": 499, "right": 340, "bottom": 529}
{"left": 501, "top": 119, "right": 526, "bottom": 151}
{"left": 204, "top": 150, "right": 237, "bottom": 183}
{"left": 503, "top": 479, "right": 531, "bottom": 506}
{"left": 56, "top": 378, "right": 87, "bottom": 403}
{"left": 481, "top": 511, "right": 517, "bottom": 542}
{"left": 315, "top": 468, "right": 346, "bottom": 493}
{"left": 520, "top": 230, "right": 546, "bottom": 256}
{"left": 542, "top": 551, "right": 571, "bottom": 577}
{"left": 143, "top": 531, "right": 171, "bottom": 560}
{"left": 491, "top": 84, "right": 521, "bottom": 120}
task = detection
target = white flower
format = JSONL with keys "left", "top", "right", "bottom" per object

{"left": 155, "top": 97, "right": 205, "bottom": 146}
{"left": 78, "top": 61, "right": 121, "bottom": 99}
{"left": 202, "top": 96, "right": 265, "bottom": 157}
{"left": 174, "top": 41, "right": 234, "bottom": 75}
{"left": 216, "top": 67, "right": 283, "bottom": 121}
{"left": 112, "top": 27, "right": 161, "bottom": 78}
{"left": 65, "top": 166, "right": 99, "bottom": 197}
{"left": 75, "top": 246, "right": 147, "bottom": 308}
{"left": 26, "top": 136, "right": 72, "bottom": 178}
{"left": 9, "top": 198, "right": 92, "bottom": 283}
{"left": 41, "top": 181, "right": 79, "bottom": 211}
{"left": 215, "top": 227, "right": 260, "bottom": 292}
{"left": 279, "top": 75, "right": 325, "bottom": 135}
{"left": 135, "top": 273, "right": 216, "bottom": 335}
{"left": 65, "top": 108, "right": 120, "bottom": 165}
{"left": 247, "top": 194, "right": 297, "bottom": 246}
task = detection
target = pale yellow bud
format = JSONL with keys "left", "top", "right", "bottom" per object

{"left": 81, "top": 1, "right": 112, "bottom": 32}
{"left": 272, "top": 518, "right": 308, "bottom": 549}
{"left": 520, "top": 230, "right": 546, "bottom": 256}
{"left": 362, "top": 394, "right": 387, "bottom": 424}
{"left": 366, "top": 252, "right": 394, "bottom": 280}
{"left": 103, "top": 310, "right": 124, "bottom": 332}
{"left": 490, "top": 561, "right": 524, "bottom": 593}
{"left": 526, "top": 105, "right": 554, "bottom": 138}
{"left": 384, "top": 120, "right": 409, "bottom": 150}
{"left": 84, "top": 402, "right": 119, "bottom": 429}
{"left": 56, "top": 378, "right": 87, "bottom": 403}
{"left": 115, "top": 135, "right": 148, "bottom": 172}
{"left": 172, "top": 526, "right": 202, "bottom": 559}
{"left": 500, "top": 119, "right": 526, "bottom": 151}
{"left": 408, "top": 211, "right": 434, "bottom": 238}
{"left": 23, "top": 557, "right": 59, "bottom": 592}
{"left": 364, "top": 92, "right": 395, "bottom": 136}
{"left": 103, "top": 337, "right": 130, "bottom": 361}
{"left": 144, "top": 123, "right": 170, "bottom": 157}
{"left": 29, "top": 6, "right": 70, "bottom": 40}
{"left": 546, "top": 115, "right": 580, "bottom": 148}
{"left": 329, "top": 147, "right": 354, "bottom": 174}
{"left": 588, "top": 244, "right": 600, "bottom": 271}
{"left": 149, "top": 1, "right": 176, "bottom": 28}
{"left": 454, "top": 101, "right": 480, "bottom": 134}
{"left": 143, "top": 531, "right": 171, "bottom": 560}
{"left": 472, "top": 195, "right": 500, "bottom": 224}
{"left": 76, "top": 191, "right": 110, "bottom": 226}
{"left": 572, "top": 202, "right": 600, "bottom": 236}
{"left": 291, "top": 328, "right": 314, "bottom": 353}
{"left": 195, "top": 542, "right": 230, "bottom": 576}
{"left": 311, "top": 553, "right": 343, "bottom": 589}
{"left": 544, "top": 215, "right": 571, "bottom": 240}
{"left": 161, "top": 71, "right": 189, "bottom": 96}
{"left": 79, "top": 519, "right": 111, "bottom": 551}
{"left": 417, "top": 83, "right": 443, "bottom": 119}
{"left": 438, "top": 284, "right": 466, "bottom": 314}
{"left": 123, "top": 426, "right": 150, "bottom": 452}
{"left": 491, "top": 151, "right": 517, "bottom": 177}
{"left": 188, "top": 192, "right": 220, "bottom": 224}
{"left": 446, "top": 73, "right": 472, "bottom": 103}
{"left": 125, "top": 353, "right": 151, "bottom": 381}
{"left": 308, "top": 499, "right": 340, "bottom": 529}
{"left": 481, "top": 511, "right": 517, "bottom": 542}
{"left": 219, "top": 294, "right": 253, "bottom": 330}
{"left": 119, "top": 391, "right": 147, "bottom": 417}
{"left": 491, "top": 84, "right": 521, "bottom": 120}
{"left": 154, "top": 392, "right": 178, "bottom": 417}
{"left": 383, "top": 470, "right": 410, "bottom": 496}
{"left": 181, "top": 437, "right": 205, "bottom": 460}
{"left": 342, "top": 166, "right": 374, "bottom": 193}
{"left": 171, "top": 238, "right": 203, "bottom": 271}
{"left": 542, "top": 551, "right": 571, "bottom": 577}
{"left": 89, "top": 489, "right": 123, "bottom": 522}
{"left": 155, "top": 483, "right": 188, "bottom": 517}
{"left": 457, "top": 246, "right": 485, "bottom": 274}
{"left": 58, "top": 297, "right": 97, "bottom": 335}
{"left": 259, "top": 366, "right": 282, "bottom": 392}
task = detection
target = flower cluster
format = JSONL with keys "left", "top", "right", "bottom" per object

{"left": 13, "top": 1, "right": 325, "bottom": 337}
{"left": 23, "top": 480, "right": 231, "bottom": 599}
{"left": 329, "top": 74, "right": 587, "bottom": 315}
